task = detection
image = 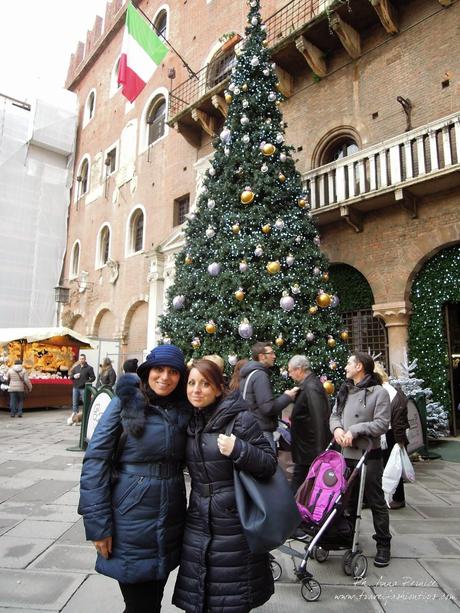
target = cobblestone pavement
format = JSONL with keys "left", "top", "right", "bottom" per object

{"left": 1, "top": 409, "right": 460, "bottom": 612}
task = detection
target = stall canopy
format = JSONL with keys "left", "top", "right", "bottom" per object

{"left": 0, "top": 327, "right": 94, "bottom": 349}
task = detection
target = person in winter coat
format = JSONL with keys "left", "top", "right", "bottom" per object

{"left": 330, "top": 352, "right": 391, "bottom": 568}
{"left": 96, "top": 357, "right": 117, "bottom": 389}
{"left": 78, "top": 344, "right": 192, "bottom": 613}
{"left": 173, "top": 359, "right": 277, "bottom": 613}
{"left": 374, "top": 362, "right": 410, "bottom": 509}
{"left": 69, "top": 354, "right": 96, "bottom": 417}
{"left": 5, "top": 359, "right": 32, "bottom": 417}
{"left": 239, "top": 341, "right": 299, "bottom": 449}
{"left": 287, "top": 355, "right": 331, "bottom": 493}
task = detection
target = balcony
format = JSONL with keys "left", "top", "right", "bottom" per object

{"left": 168, "top": 0, "right": 408, "bottom": 145}
{"left": 302, "top": 112, "right": 460, "bottom": 230}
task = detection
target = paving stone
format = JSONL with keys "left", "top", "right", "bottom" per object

{"left": 37, "top": 457, "right": 82, "bottom": 471}
{"left": 410, "top": 506, "right": 460, "bottom": 519}
{"left": 418, "top": 559, "right": 460, "bottom": 604}
{"left": 0, "top": 462, "right": 34, "bottom": 477}
{"left": 0, "top": 502, "right": 43, "bottom": 518}
{"left": 391, "top": 535, "right": 460, "bottom": 558}
{"left": 5, "top": 520, "right": 73, "bottom": 540}
{"left": 373, "top": 587, "right": 459, "bottom": 611}
{"left": 390, "top": 520, "right": 460, "bottom": 536}
{"left": 57, "top": 519, "right": 87, "bottom": 545}
{"left": 0, "top": 488, "right": 17, "bottom": 504}
{"left": 52, "top": 491, "right": 80, "bottom": 506}
{"left": 0, "top": 516, "right": 20, "bottom": 536}
{"left": 31, "top": 544, "right": 95, "bottom": 572}
{"left": 0, "top": 537, "right": 53, "bottom": 569}
{"left": 28, "top": 505, "right": 79, "bottom": 523}
{"left": 60, "top": 574, "right": 124, "bottom": 613}
{"left": 0, "top": 568, "right": 85, "bottom": 609}
{"left": 8, "top": 481, "right": 76, "bottom": 504}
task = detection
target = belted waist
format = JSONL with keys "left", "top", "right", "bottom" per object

{"left": 192, "top": 480, "right": 234, "bottom": 497}
{"left": 119, "top": 462, "right": 183, "bottom": 479}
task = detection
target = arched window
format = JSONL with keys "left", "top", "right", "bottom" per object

{"left": 110, "top": 57, "right": 122, "bottom": 97}
{"left": 70, "top": 241, "right": 80, "bottom": 279}
{"left": 206, "top": 49, "right": 237, "bottom": 89}
{"left": 127, "top": 208, "right": 145, "bottom": 254}
{"left": 97, "top": 225, "right": 111, "bottom": 268}
{"left": 146, "top": 96, "right": 166, "bottom": 146}
{"left": 322, "top": 138, "right": 359, "bottom": 164}
{"left": 77, "top": 157, "right": 90, "bottom": 198}
{"left": 153, "top": 9, "right": 167, "bottom": 38}
{"left": 83, "top": 90, "right": 96, "bottom": 126}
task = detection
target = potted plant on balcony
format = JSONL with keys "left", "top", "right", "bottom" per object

{"left": 219, "top": 32, "right": 242, "bottom": 53}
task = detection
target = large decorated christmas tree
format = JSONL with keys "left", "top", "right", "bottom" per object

{"left": 160, "top": 0, "right": 348, "bottom": 392}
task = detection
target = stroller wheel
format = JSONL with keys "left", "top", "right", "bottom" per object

{"left": 351, "top": 553, "right": 368, "bottom": 579}
{"left": 270, "top": 558, "right": 282, "bottom": 581}
{"left": 312, "top": 546, "right": 329, "bottom": 563}
{"left": 301, "top": 578, "right": 321, "bottom": 602}
{"left": 342, "top": 550, "right": 353, "bottom": 576}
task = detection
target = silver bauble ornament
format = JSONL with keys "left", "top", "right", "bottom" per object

{"left": 251, "top": 16, "right": 258, "bottom": 26}
{"left": 206, "top": 226, "right": 216, "bottom": 238}
{"left": 331, "top": 295, "right": 340, "bottom": 308}
{"left": 313, "top": 236, "right": 321, "bottom": 246}
{"left": 207, "top": 199, "right": 216, "bottom": 209}
{"left": 228, "top": 82, "right": 235, "bottom": 91}
{"left": 238, "top": 320, "right": 253, "bottom": 339}
{"left": 286, "top": 254, "right": 295, "bottom": 266}
{"left": 254, "top": 245, "right": 263, "bottom": 257}
{"left": 313, "top": 267, "right": 321, "bottom": 276}
{"left": 261, "top": 163, "right": 268, "bottom": 173}
{"left": 291, "top": 283, "right": 301, "bottom": 294}
{"left": 250, "top": 56, "right": 260, "bottom": 67}
{"left": 263, "top": 68, "right": 270, "bottom": 76}
{"left": 207, "top": 262, "right": 221, "bottom": 276}
{"left": 234, "top": 86, "right": 241, "bottom": 95}
{"left": 228, "top": 354, "right": 238, "bottom": 366}
{"left": 240, "top": 115, "right": 249, "bottom": 125}
{"left": 239, "top": 260, "right": 248, "bottom": 273}
{"left": 275, "top": 218, "right": 285, "bottom": 230}
{"left": 172, "top": 295, "right": 185, "bottom": 310}
{"left": 279, "top": 152, "right": 287, "bottom": 162}
{"left": 242, "top": 99, "right": 249, "bottom": 108}
{"left": 306, "top": 331, "right": 315, "bottom": 342}
{"left": 280, "top": 293, "right": 295, "bottom": 311}
{"left": 220, "top": 128, "right": 231, "bottom": 143}
{"left": 276, "top": 132, "right": 284, "bottom": 143}
{"left": 295, "top": 235, "right": 302, "bottom": 243}
{"left": 268, "top": 92, "right": 277, "bottom": 102}
{"left": 242, "top": 134, "right": 250, "bottom": 144}
{"left": 224, "top": 147, "right": 230, "bottom": 156}
{"left": 208, "top": 167, "right": 216, "bottom": 176}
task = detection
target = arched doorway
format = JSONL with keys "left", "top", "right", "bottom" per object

{"left": 409, "top": 244, "right": 460, "bottom": 434}
{"left": 124, "top": 301, "right": 148, "bottom": 363}
{"left": 329, "top": 264, "right": 388, "bottom": 367}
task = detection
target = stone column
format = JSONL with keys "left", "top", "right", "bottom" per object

{"left": 372, "top": 301, "right": 411, "bottom": 377}
{"left": 146, "top": 252, "right": 165, "bottom": 349}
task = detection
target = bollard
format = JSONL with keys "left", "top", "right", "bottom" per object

{"left": 66, "top": 383, "right": 114, "bottom": 452}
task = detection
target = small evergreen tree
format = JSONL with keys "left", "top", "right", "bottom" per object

{"left": 160, "top": 0, "right": 348, "bottom": 392}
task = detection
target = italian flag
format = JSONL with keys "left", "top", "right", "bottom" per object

{"left": 118, "top": 2, "right": 168, "bottom": 102}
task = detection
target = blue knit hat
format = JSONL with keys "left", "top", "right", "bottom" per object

{"left": 137, "top": 344, "right": 186, "bottom": 379}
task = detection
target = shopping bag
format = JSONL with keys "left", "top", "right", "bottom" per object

{"left": 382, "top": 444, "right": 402, "bottom": 505}
{"left": 400, "top": 447, "right": 416, "bottom": 483}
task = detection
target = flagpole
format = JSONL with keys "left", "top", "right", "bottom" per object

{"left": 135, "top": 5, "right": 199, "bottom": 81}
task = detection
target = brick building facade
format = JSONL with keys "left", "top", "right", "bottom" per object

{"left": 62, "top": 0, "right": 460, "bottom": 428}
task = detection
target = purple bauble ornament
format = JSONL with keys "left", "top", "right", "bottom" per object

{"left": 306, "top": 332, "right": 315, "bottom": 342}
{"left": 280, "top": 294, "right": 295, "bottom": 311}
{"left": 208, "top": 262, "right": 221, "bottom": 276}
{"left": 172, "top": 295, "right": 185, "bottom": 310}
{"left": 330, "top": 295, "right": 340, "bottom": 308}
{"left": 238, "top": 321, "right": 253, "bottom": 339}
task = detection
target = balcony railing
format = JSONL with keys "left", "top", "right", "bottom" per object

{"left": 265, "top": 0, "right": 329, "bottom": 47}
{"left": 302, "top": 112, "right": 460, "bottom": 211}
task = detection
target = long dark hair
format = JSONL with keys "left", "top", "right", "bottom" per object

{"left": 228, "top": 359, "right": 248, "bottom": 392}
{"left": 188, "top": 359, "right": 227, "bottom": 397}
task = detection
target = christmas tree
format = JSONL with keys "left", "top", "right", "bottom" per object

{"left": 160, "top": 0, "right": 348, "bottom": 392}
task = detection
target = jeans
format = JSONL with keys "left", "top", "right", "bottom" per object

{"left": 9, "top": 392, "right": 24, "bottom": 416}
{"left": 119, "top": 578, "right": 167, "bottom": 613}
{"left": 346, "top": 455, "right": 391, "bottom": 550}
{"left": 72, "top": 387, "right": 84, "bottom": 414}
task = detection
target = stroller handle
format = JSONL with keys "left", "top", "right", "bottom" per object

{"left": 328, "top": 435, "right": 374, "bottom": 455}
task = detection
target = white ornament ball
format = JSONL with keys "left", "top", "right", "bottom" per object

{"left": 268, "top": 92, "right": 277, "bottom": 102}
{"left": 313, "top": 236, "right": 321, "bottom": 246}
{"left": 208, "top": 167, "right": 216, "bottom": 176}
{"left": 250, "top": 0, "right": 257, "bottom": 6}
{"left": 313, "top": 267, "right": 321, "bottom": 276}
{"left": 331, "top": 295, "right": 340, "bottom": 308}
{"left": 242, "top": 99, "right": 249, "bottom": 108}
{"left": 286, "top": 255, "right": 295, "bottom": 266}
{"left": 280, "top": 294, "right": 295, "bottom": 311}
{"left": 224, "top": 147, "right": 230, "bottom": 156}
{"left": 280, "top": 152, "right": 287, "bottom": 162}
{"left": 265, "top": 118, "right": 272, "bottom": 124}
{"left": 238, "top": 321, "right": 253, "bottom": 339}
{"left": 275, "top": 218, "right": 285, "bottom": 230}
{"left": 172, "top": 295, "right": 185, "bottom": 310}
{"left": 263, "top": 68, "right": 270, "bottom": 76}
{"left": 250, "top": 56, "right": 260, "bottom": 67}
{"left": 295, "top": 235, "right": 302, "bottom": 243}
{"left": 206, "top": 226, "right": 216, "bottom": 238}
{"left": 200, "top": 185, "right": 208, "bottom": 194}
{"left": 240, "top": 115, "right": 249, "bottom": 126}
{"left": 228, "top": 82, "right": 235, "bottom": 91}
{"left": 254, "top": 245, "right": 264, "bottom": 257}
{"left": 291, "top": 283, "right": 301, "bottom": 294}
{"left": 188, "top": 211, "right": 196, "bottom": 221}
{"left": 306, "top": 331, "right": 315, "bottom": 342}
{"left": 220, "top": 128, "right": 231, "bottom": 143}
{"left": 208, "top": 262, "right": 221, "bottom": 276}
{"left": 234, "top": 86, "right": 241, "bottom": 95}
{"left": 261, "top": 163, "right": 268, "bottom": 173}
{"left": 239, "top": 261, "right": 248, "bottom": 273}
{"left": 276, "top": 132, "right": 284, "bottom": 143}
{"left": 163, "top": 336, "right": 172, "bottom": 345}
{"left": 271, "top": 62, "right": 276, "bottom": 69}
{"left": 242, "top": 134, "right": 250, "bottom": 144}
{"left": 251, "top": 16, "right": 258, "bottom": 26}
{"left": 228, "top": 354, "right": 238, "bottom": 366}
{"left": 207, "top": 199, "right": 216, "bottom": 209}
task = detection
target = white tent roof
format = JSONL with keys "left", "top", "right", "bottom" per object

{"left": 0, "top": 326, "right": 94, "bottom": 348}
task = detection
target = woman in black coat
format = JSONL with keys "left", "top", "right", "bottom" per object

{"left": 173, "top": 359, "right": 277, "bottom": 613}
{"left": 78, "top": 345, "right": 191, "bottom": 613}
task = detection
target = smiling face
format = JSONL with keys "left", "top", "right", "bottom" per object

{"left": 148, "top": 366, "right": 181, "bottom": 396}
{"left": 187, "top": 367, "right": 223, "bottom": 409}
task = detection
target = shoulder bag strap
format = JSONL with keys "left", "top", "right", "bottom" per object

{"left": 242, "top": 370, "right": 257, "bottom": 400}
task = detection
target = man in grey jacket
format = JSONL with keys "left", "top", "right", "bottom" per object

{"left": 239, "top": 341, "right": 298, "bottom": 450}
{"left": 330, "top": 352, "right": 391, "bottom": 568}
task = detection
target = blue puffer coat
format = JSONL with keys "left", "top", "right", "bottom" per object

{"left": 78, "top": 374, "right": 191, "bottom": 583}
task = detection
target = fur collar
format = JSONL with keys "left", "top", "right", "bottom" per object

{"left": 116, "top": 374, "right": 146, "bottom": 438}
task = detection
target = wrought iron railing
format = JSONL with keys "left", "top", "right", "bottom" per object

{"left": 168, "top": 0, "right": 331, "bottom": 121}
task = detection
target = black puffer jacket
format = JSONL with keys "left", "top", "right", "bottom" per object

{"left": 173, "top": 391, "right": 277, "bottom": 613}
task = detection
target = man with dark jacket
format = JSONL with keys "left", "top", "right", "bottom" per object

{"left": 288, "top": 355, "right": 331, "bottom": 493}
{"left": 69, "top": 354, "right": 95, "bottom": 418}
{"left": 330, "top": 352, "right": 391, "bottom": 568}
{"left": 239, "top": 341, "right": 298, "bottom": 450}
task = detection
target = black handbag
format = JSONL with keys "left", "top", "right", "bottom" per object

{"left": 226, "top": 416, "right": 301, "bottom": 554}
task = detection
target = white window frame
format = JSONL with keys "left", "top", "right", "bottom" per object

{"left": 104, "top": 141, "right": 119, "bottom": 177}
{"left": 83, "top": 88, "right": 97, "bottom": 127}
{"left": 69, "top": 240, "right": 81, "bottom": 279}
{"left": 152, "top": 4, "right": 170, "bottom": 40}
{"left": 139, "top": 87, "right": 169, "bottom": 154}
{"left": 95, "top": 223, "right": 112, "bottom": 269}
{"left": 110, "top": 56, "right": 122, "bottom": 98}
{"left": 125, "top": 205, "right": 146, "bottom": 257}
{"left": 75, "top": 154, "right": 91, "bottom": 202}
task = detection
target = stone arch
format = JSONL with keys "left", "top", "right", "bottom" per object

{"left": 121, "top": 298, "right": 149, "bottom": 359}
{"left": 311, "top": 125, "right": 362, "bottom": 168}
{"left": 69, "top": 313, "right": 86, "bottom": 335}
{"left": 91, "top": 306, "right": 116, "bottom": 338}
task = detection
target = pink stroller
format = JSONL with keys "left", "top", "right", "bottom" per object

{"left": 276, "top": 440, "right": 372, "bottom": 602}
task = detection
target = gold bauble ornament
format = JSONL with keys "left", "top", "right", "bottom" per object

{"left": 232, "top": 223, "right": 241, "bottom": 234}
{"left": 184, "top": 255, "right": 192, "bottom": 265}
{"left": 262, "top": 143, "right": 276, "bottom": 156}
{"left": 340, "top": 330, "right": 349, "bottom": 342}
{"left": 308, "top": 305, "right": 318, "bottom": 315}
{"left": 191, "top": 338, "right": 201, "bottom": 349}
{"left": 275, "top": 335, "right": 285, "bottom": 347}
{"left": 242, "top": 83, "right": 248, "bottom": 92}
{"left": 330, "top": 361, "right": 338, "bottom": 370}
{"left": 261, "top": 223, "right": 271, "bottom": 234}
{"left": 298, "top": 198, "right": 306, "bottom": 208}
{"left": 224, "top": 92, "right": 233, "bottom": 104}
{"left": 322, "top": 272, "right": 330, "bottom": 282}
{"left": 327, "top": 337, "right": 336, "bottom": 348}
{"left": 323, "top": 380, "right": 335, "bottom": 395}
{"left": 240, "top": 189, "right": 254, "bottom": 204}
{"left": 316, "top": 292, "right": 332, "bottom": 308}
{"left": 262, "top": 39, "right": 268, "bottom": 47}
{"left": 205, "top": 321, "right": 217, "bottom": 334}
{"left": 234, "top": 288, "right": 245, "bottom": 301}
{"left": 266, "top": 260, "right": 281, "bottom": 274}
{"left": 278, "top": 174, "right": 286, "bottom": 183}
{"left": 276, "top": 100, "right": 281, "bottom": 106}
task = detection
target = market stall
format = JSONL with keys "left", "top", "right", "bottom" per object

{"left": 0, "top": 327, "right": 94, "bottom": 410}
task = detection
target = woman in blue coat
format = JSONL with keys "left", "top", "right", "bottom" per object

{"left": 78, "top": 345, "right": 191, "bottom": 613}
